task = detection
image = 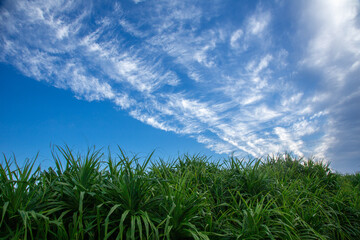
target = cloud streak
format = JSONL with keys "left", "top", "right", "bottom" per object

{"left": 1, "top": 0, "right": 359, "bottom": 172}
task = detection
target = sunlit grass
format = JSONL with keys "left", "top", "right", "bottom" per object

{"left": 1, "top": 146, "right": 359, "bottom": 239}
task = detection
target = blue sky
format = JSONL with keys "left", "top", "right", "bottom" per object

{"left": 1, "top": 0, "right": 359, "bottom": 173}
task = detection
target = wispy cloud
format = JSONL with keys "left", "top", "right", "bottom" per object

{"left": 1, "top": 0, "right": 359, "bottom": 172}
{"left": 229, "top": 8, "right": 271, "bottom": 51}
{"left": 230, "top": 29, "right": 243, "bottom": 49}
{"left": 132, "top": 0, "right": 145, "bottom": 4}
{"left": 246, "top": 10, "right": 271, "bottom": 36}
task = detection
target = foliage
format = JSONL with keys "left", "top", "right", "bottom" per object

{"left": 1, "top": 146, "right": 359, "bottom": 239}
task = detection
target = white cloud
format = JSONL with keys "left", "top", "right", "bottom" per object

{"left": 196, "top": 135, "right": 235, "bottom": 155}
{"left": 133, "top": 0, "right": 145, "bottom": 4}
{"left": 56, "top": 25, "right": 69, "bottom": 39}
{"left": 241, "top": 95, "right": 263, "bottom": 105}
{"left": 129, "top": 109, "right": 178, "bottom": 133}
{"left": 292, "top": 119, "right": 317, "bottom": 138}
{"left": 247, "top": 54, "right": 272, "bottom": 75}
{"left": 114, "top": 93, "right": 134, "bottom": 110}
{"left": 68, "top": 68, "right": 116, "bottom": 101}
{"left": 274, "top": 127, "right": 303, "bottom": 156}
{"left": 253, "top": 105, "right": 281, "bottom": 121}
{"left": 193, "top": 45, "right": 215, "bottom": 68}
{"left": 188, "top": 71, "right": 202, "bottom": 82}
{"left": 247, "top": 11, "right": 271, "bottom": 36}
{"left": 228, "top": 10, "right": 271, "bottom": 51}
{"left": 281, "top": 93, "right": 303, "bottom": 107}
{"left": 119, "top": 18, "right": 147, "bottom": 37}
{"left": 230, "top": 29, "right": 243, "bottom": 48}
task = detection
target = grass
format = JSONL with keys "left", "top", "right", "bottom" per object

{"left": 1, "top": 145, "right": 360, "bottom": 239}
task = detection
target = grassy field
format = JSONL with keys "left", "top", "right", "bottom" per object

{"left": 1, "top": 145, "right": 360, "bottom": 239}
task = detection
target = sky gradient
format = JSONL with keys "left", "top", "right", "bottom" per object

{"left": 1, "top": 0, "right": 360, "bottom": 173}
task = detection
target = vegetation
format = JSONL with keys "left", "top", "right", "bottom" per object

{"left": 1, "top": 145, "right": 360, "bottom": 239}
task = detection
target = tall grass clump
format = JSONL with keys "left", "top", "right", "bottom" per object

{"left": 1, "top": 146, "right": 359, "bottom": 239}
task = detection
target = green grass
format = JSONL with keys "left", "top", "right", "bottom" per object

{"left": 1, "top": 146, "right": 360, "bottom": 239}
